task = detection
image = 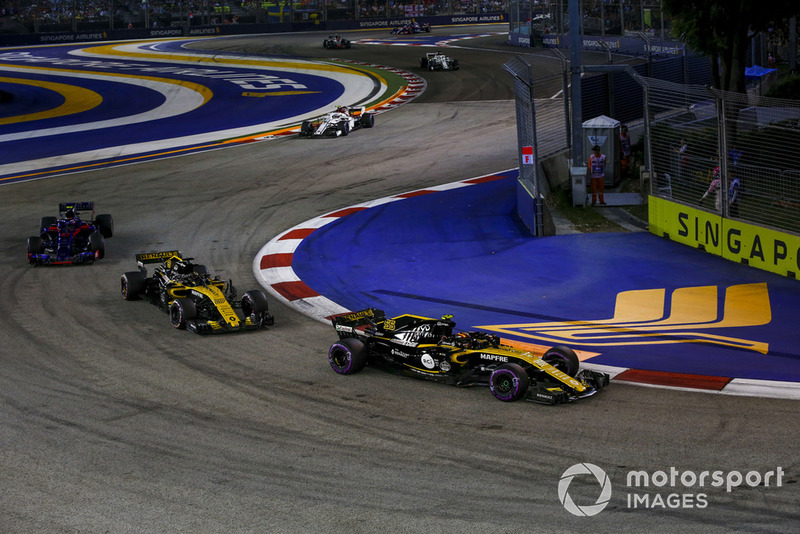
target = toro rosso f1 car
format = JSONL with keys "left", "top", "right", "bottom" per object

{"left": 120, "top": 250, "right": 274, "bottom": 334}
{"left": 420, "top": 51, "right": 459, "bottom": 71}
{"left": 27, "top": 202, "right": 114, "bottom": 265}
{"left": 391, "top": 21, "right": 431, "bottom": 34}
{"left": 329, "top": 309, "right": 609, "bottom": 404}
{"left": 323, "top": 34, "right": 351, "bottom": 49}
{"left": 298, "top": 106, "right": 375, "bottom": 137}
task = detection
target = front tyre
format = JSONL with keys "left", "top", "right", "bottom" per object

{"left": 242, "top": 289, "right": 273, "bottom": 327}
{"left": 89, "top": 232, "right": 105, "bottom": 260}
{"left": 170, "top": 298, "right": 197, "bottom": 329}
{"left": 489, "top": 363, "right": 530, "bottom": 402}
{"left": 542, "top": 345, "right": 580, "bottom": 377}
{"left": 329, "top": 338, "right": 367, "bottom": 375}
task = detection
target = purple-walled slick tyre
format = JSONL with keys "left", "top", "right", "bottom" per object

{"left": 329, "top": 338, "right": 367, "bottom": 375}
{"left": 489, "top": 363, "right": 530, "bottom": 402}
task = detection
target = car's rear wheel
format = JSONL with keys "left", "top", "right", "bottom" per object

{"left": 89, "top": 232, "right": 105, "bottom": 260}
{"left": 121, "top": 271, "right": 146, "bottom": 300}
{"left": 170, "top": 298, "right": 197, "bottom": 329}
{"left": 40, "top": 216, "right": 57, "bottom": 235}
{"left": 329, "top": 338, "right": 367, "bottom": 375}
{"left": 360, "top": 113, "right": 374, "bottom": 128}
{"left": 95, "top": 214, "right": 114, "bottom": 237}
{"left": 542, "top": 345, "right": 580, "bottom": 377}
{"left": 489, "top": 363, "right": 530, "bottom": 402}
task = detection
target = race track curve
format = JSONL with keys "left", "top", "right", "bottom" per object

{"left": 1, "top": 26, "right": 798, "bottom": 532}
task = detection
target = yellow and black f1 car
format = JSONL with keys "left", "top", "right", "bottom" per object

{"left": 120, "top": 250, "right": 274, "bottom": 334}
{"left": 329, "top": 308, "right": 608, "bottom": 404}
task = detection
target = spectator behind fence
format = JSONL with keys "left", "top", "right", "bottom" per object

{"left": 619, "top": 124, "right": 631, "bottom": 178}
{"left": 700, "top": 166, "right": 722, "bottom": 212}
{"left": 675, "top": 137, "right": 689, "bottom": 182}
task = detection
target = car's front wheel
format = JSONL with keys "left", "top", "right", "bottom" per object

{"left": 329, "top": 338, "right": 367, "bottom": 375}
{"left": 542, "top": 345, "right": 580, "bottom": 377}
{"left": 170, "top": 298, "right": 197, "bottom": 329}
{"left": 242, "top": 289, "right": 273, "bottom": 327}
{"left": 489, "top": 363, "right": 530, "bottom": 401}
{"left": 89, "top": 232, "right": 105, "bottom": 260}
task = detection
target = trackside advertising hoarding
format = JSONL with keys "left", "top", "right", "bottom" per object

{"left": 649, "top": 196, "right": 800, "bottom": 279}
{"left": 0, "top": 14, "right": 508, "bottom": 47}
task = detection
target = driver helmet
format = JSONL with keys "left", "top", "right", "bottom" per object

{"left": 336, "top": 106, "right": 348, "bottom": 114}
{"left": 65, "top": 209, "right": 76, "bottom": 220}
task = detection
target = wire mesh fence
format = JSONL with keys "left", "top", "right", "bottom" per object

{"left": 644, "top": 79, "right": 800, "bottom": 235}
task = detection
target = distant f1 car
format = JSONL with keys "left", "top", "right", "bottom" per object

{"left": 298, "top": 106, "right": 375, "bottom": 137}
{"left": 328, "top": 309, "right": 609, "bottom": 404}
{"left": 27, "top": 202, "right": 114, "bottom": 265}
{"left": 391, "top": 21, "right": 431, "bottom": 34}
{"left": 420, "top": 51, "right": 459, "bottom": 71}
{"left": 120, "top": 250, "right": 274, "bottom": 334}
{"left": 323, "top": 34, "right": 351, "bottom": 49}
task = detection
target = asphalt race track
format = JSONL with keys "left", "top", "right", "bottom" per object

{"left": 1, "top": 26, "right": 798, "bottom": 532}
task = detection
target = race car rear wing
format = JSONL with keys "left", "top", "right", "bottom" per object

{"left": 329, "top": 308, "right": 386, "bottom": 328}
{"left": 136, "top": 250, "right": 183, "bottom": 268}
{"left": 59, "top": 202, "right": 95, "bottom": 216}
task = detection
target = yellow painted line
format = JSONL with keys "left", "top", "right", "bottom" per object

{"left": 243, "top": 91, "right": 321, "bottom": 97}
{"left": 82, "top": 42, "right": 371, "bottom": 74}
{"left": 78, "top": 42, "right": 392, "bottom": 97}
{"left": 0, "top": 76, "right": 102, "bottom": 125}
{"left": 0, "top": 62, "right": 214, "bottom": 113}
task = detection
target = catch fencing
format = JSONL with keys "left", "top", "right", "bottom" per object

{"left": 509, "top": 48, "right": 800, "bottom": 238}
{"left": 643, "top": 79, "right": 800, "bottom": 236}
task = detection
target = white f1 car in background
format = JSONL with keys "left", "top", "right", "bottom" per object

{"left": 298, "top": 106, "right": 376, "bottom": 137}
{"left": 420, "top": 51, "right": 459, "bottom": 71}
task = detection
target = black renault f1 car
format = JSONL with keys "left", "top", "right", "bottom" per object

{"left": 27, "top": 202, "right": 114, "bottom": 265}
{"left": 328, "top": 309, "right": 609, "bottom": 404}
{"left": 120, "top": 250, "right": 274, "bottom": 334}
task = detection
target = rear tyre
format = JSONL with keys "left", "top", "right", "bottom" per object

{"left": 40, "top": 216, "right": 57, "bottom": 236}
{"left": 542, "top": 345, "right": 580, "bottom": 377}
{"left": 95, "top": 214, "right": 114, "bottom": 237}
{"left": 121, "top": 271, "right": 146, "bottom": 300}
{"left": 170, "top": 298, "right": 197, "bottom": 329}
{"left": 89, "top": 232, "right": 105, "bottom": 260}
{"left": 329, "top": 338, "right": 367, "bottom": 375}
{"left": 360, "top": 113, "right": 375, "bottom": 128}
{"left": 489, "top": 363, "right": 530, "bottom": 402}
